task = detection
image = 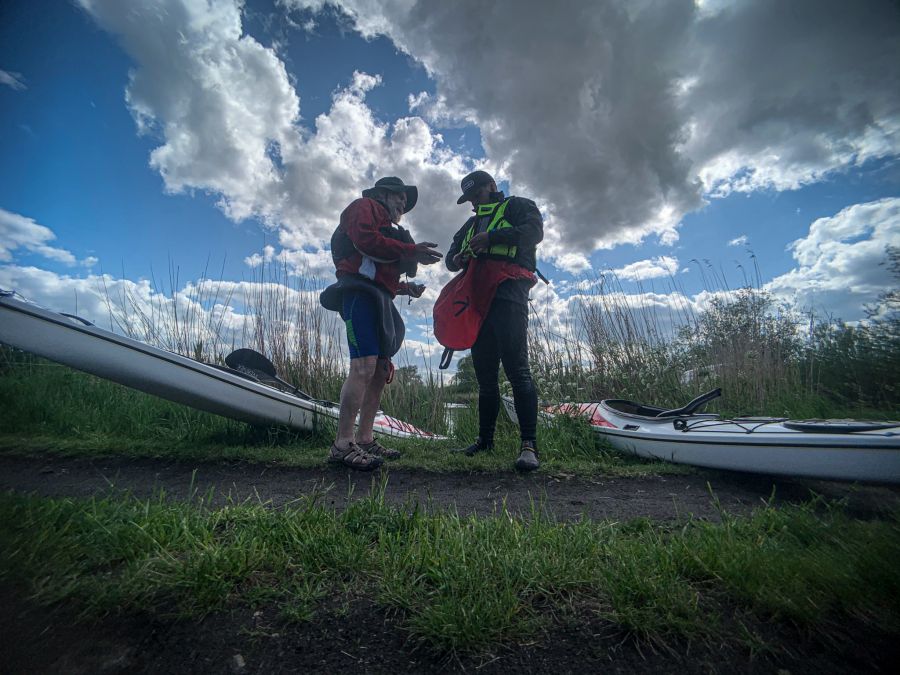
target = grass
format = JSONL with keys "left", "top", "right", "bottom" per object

{"left": 0, "top": 352, "right": 685, "bottom": 477}
{"left": 1, "top": 487, "right": 897, "bottom": 655}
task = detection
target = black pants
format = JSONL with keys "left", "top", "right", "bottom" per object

{"left": 471, "top": 300, "right": 538, "bottom": 443}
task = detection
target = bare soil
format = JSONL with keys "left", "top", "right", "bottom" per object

{"left": 2, "top": 452, "right": 899, "bottom": 673}
{"left": 2, "top": 453, "right": 899, "bottom": 522}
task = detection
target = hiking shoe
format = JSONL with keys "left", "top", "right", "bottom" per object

{"left": 452, "top": 437, "right": 494, "bottom": 457}
{"left": 358, "top": 439, "right": 401, "bottom": 460}
{"left": 327, "top": 442, "right": 384, "bottom": 471}
{"left": 514, "top": 440, "right": 539, "bottom": 472}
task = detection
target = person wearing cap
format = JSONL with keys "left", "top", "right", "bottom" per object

{"left": 320, "top": 176, "right": 443, "bottom": 470}
{"left": 446, "top": 170, "right": 544, "bottom": 471}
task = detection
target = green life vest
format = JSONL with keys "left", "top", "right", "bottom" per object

{"left": 461, "top": 199, "right": 517, "bottom": 259}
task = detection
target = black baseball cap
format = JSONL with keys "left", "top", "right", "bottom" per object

{"left": 456, "top": 170, "right": 495, "bottom": 204}
{"left": 362, "top": 176, "right": 418, "bottom": 212}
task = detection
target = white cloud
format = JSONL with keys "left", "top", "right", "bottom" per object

{"left": 608, "top": 256, "right": 679, "bottom": 282}
{"left": 765, "top": 198, "right": 900, "bottom": 321}
{"left": 244, "top": 245, "right": 277, "bottom": 268}
{"left": 0, "top": 264, "right": 345, "bottom": 364}
{"left": 76, "top": 0, "right": 471, "bottom": 258}
{"left": 728, "top": 235, "right": 748, "bottom": 247}
{"left": 74, "top": 0, "right": 900, "bottom": 311}
{"left": 283, "top": 0, "right": 900, "bottom": 254}
{"left": 0, "top": 208, "right": 80, "bottom": 265}
{"left": 77, "top": 0, "right": 301, "bottom": 225}
{"left": 0, "top": 69, "right": 26, "bottom": 90}
{"left": 681, "top": 0, "right": 900, "bottom": 196}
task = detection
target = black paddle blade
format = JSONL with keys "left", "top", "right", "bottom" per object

{"left": 225, "top": 348, "right": 277, "bottom": 377}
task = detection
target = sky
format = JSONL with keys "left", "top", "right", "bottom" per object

{"left": 1, "top": 0, "right": 899, "bottom": 372}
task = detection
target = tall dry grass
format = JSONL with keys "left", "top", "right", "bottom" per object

{"left": 99, "top": 251, "right": 899, "bottom": 429}
{"left": 524, "top": 268, "right": 878, "bottom": 418}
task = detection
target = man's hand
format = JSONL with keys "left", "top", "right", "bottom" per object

{"left": 468, "top": 232, "right": 490, "bottom": 254}
{"left": 407, "top": 282, "right": 426, "bottom": 298}
{"left": 413, "top": 242, "right": 443, "bottom": 265}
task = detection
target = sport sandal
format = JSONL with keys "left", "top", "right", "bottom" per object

{"left": 327, "top": 442, "right": 384, "bottom": 471}
{"left": 358, "top": 439, "right": 401, "bottom": 460}
{"left": 514, "top": 440, "right": 539, "bottom": 472}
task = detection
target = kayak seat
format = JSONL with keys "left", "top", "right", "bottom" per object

{"left": 604, "top": 389, "right": 722, "bottom": 420}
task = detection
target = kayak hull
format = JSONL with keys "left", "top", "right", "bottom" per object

{"left": 502, "top": 397, "right": 900, "bottom": 483}
{"left": 0, "top": 293, "right": 443, "bottom": 440}
{"left": 597, "top": 424, "right": 900, "bottom": 483}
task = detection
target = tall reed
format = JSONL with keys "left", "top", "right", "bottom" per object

{"left": 240, "top": 259, "right": 345, "bottom": 401}
{"left": 95, "top": 251, "right": 898, "bottom": 431}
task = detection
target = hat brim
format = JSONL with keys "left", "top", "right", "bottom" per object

{"left": 363, "top": 184, "right": 418, "bottom": 213}
{"left": 456, "top": 181, "right": 490, "bottom": 204}
{"left": 402, "top": 186, "right": 418, "bottom": 213}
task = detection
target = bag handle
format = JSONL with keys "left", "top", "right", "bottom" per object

{"left": 439, "top": 348, "right": 454, "bottom": 370}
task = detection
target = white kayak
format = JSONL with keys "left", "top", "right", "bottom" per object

{"left": 503, "top": 390, "right": 900, "bottom": 483}
{"left": 0, "top": 291, "right": 443, "bottom": 440}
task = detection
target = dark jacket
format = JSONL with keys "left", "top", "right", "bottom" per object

{"left": 446, "top": 192, "right": 543, "bottom": 274}
{"left": 446, "top": 192, "right": 543, "bottom": 304}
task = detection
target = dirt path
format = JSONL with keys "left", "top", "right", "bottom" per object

{"left": 3, "top": 452, "right": 900, "bottom": 673}
{"left": 2, "top": 452, "right": 899, "bottom": 521}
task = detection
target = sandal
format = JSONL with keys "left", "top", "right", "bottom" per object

{"left": 327, "top": 442, "right": 384, "bottom": 471}
{"left": 358, "top": 439, "right": 401, "bottom": 460}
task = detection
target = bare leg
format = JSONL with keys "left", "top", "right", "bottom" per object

{"left": 335, "top": 355, "right": 378, "bottom": 450}
{"left": 356, "top": 357, "right": 390, "bottom": 445}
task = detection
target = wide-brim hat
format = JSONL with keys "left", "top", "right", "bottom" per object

{"left": 456, "top": 170, "right": 495, "bottom": 204}
{"left": 362, "top": 176, "right": 418, "bottom": 213}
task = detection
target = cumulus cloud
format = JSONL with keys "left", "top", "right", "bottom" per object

{"left": 77, "top": 0, "right": 900, "bottom": 270}
{"left": 70, "top": 0, "right": 900, "bottom": 334}
{"left": 0, "top": 264, "right": 346, "bottom": 365}
{"left": 283, "top": 0, "right": 703, "bottom": 258}
{"left": 682, "top": 0, "right": 900, "bottom": 196}
{"left": 76, "top": 0, "right": 471, "bottom": 255}
{"left": 0, "top": 208, "right": 83, "bottom": 265}
{"left": 77, "top": 0, "right": 301, "bottom": 224}
{"left": 0, "top": 265, "right": 150, "bottom": 326}
{"left": 608, "top": 255, "right": 679, "bottom": 282}
{"left": 283, "top": 0, "right": 900, "bottom": 253}
{"left": 0, "top": 69, "right": 26, "bottom": 90}
{"left": 728, "top": 235, "right": 748, "bottom": 247}
{"left": 765, "top": 198, "right": 900, "bottom": 321}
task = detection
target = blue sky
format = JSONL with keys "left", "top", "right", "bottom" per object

{"left": 1, "top": 0, "right": 899, "bottom": 368}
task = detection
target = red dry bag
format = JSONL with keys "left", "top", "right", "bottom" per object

{"left": 432, "top": 260, "right": 535, "bottom": 368}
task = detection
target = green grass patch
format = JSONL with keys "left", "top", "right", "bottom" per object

{"left": 1, "top": 488, "right": 897, "bottom": 654}
{"left": 0, "top": 354, "right": 682, "bottom": 477}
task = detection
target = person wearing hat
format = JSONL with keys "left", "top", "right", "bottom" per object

{"left": 446, "top": 170, "right": 544, "bottom": 471}
{"left": 320, "top": 176, "right": 443, "bottom": 470}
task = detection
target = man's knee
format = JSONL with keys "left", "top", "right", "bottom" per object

{"left": 372, "top": 357, "right": 392, "bottom": 384}
{"left": 504, "top": 362, "right": 534, "bottom": 390}
{"left": 478, "top": 381, "right": 500, "bottom": 397}
{"left": 348, "top": 355, "right": 378, "bottom": 380}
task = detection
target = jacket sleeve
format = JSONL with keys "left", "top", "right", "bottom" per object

{"left": 446, "top": 220, "right": 473, "bottom": 272}
{"left": 395, "top": 225, "right": 418, "bottom": 278}
{"left": 487, "top": 197, "right": 544, "bottom": 248}
{"left": 343, "top": 199, "right": 418, "bottom": 261}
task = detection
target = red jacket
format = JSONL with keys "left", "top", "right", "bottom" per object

{"left": 333, "top": 198, "right": 418, "bottom": 297}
